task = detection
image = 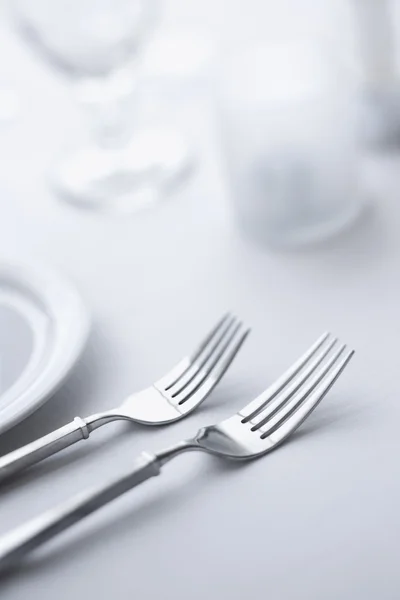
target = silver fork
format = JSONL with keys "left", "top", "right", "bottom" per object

{"left": 0, "top": 332, "right": 353, "bottom": 571}
{"left": 0, "top": 313, "right": 249, "bottom": 484}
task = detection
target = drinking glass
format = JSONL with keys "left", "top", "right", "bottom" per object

{"left": 11, "top": 0, "right": 192, "bottom": 213}
{"left": 352, "top": 0, "right": 400, "bottom": 147}
{"left": 217, "top": 42, "right": 365, "bottom": 248}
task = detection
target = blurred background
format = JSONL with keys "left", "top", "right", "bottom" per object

{"left": 0, "top": 0, "right": 394, "bottom": 239}
{"left": 0, "top": 0, "right": 398, "bottom": 244}
{"left": 0, "top": 0, "right": 367, "bottom": 221}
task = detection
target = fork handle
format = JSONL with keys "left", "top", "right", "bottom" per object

{"left": 0, "top": 452, "right": 160, "bottom": 572}
{"left": 0, "top": 417, "right": 92, "bottom": 484}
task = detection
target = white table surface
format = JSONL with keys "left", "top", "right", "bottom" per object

{"left": 1, "top": 1, "right": 400, "bottom": 599}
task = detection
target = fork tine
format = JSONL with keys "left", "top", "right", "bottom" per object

{"left": 166, "top": 314, "right": 239, "bottom": 395}
{"left": 263, "top": 348, "right": 354, "bottom": 444}
{"left": 239, "top": 332, "right": 331, "bottom": 422}
{"left": 156, "top": 312, "right": 234, "bottom": 390}
{"left": 174, "top": 320, "right": 244, "bottom": 403}
{"left": 187, "top": 312, "right": 234, "bottom": 364}
{"left": 259, "top": 344, "right": 350, "bottom": 438}
{"left": 176, "top": 324, "right": 250, "bottom": 408}
{"left": 248, "top": 336, "right": 338, "bottom": 430}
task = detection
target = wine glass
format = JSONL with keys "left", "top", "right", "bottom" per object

{"left": 11, "top": 0, "right": 192, "bottom": 213}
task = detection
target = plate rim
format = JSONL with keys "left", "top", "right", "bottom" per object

{"left": 0, "top": 261, "right": 90, "bottom": 435}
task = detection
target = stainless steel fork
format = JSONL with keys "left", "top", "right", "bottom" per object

{"left": 0, "top": 332, "right": 353, "bottom": 571}
{"left": 0, "top": 313, "right": 249, "bottom": 483}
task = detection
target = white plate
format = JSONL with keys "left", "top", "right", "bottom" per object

{"left": 0, "top": 262, "right": 90, "bottom": 435}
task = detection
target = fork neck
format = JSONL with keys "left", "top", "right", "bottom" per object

{"left": 155, "top": 439, "right": 202, "bottom": 467}
{"left": 84, "top": 411, "right": 125, "bottom": 433}
{"left": 84, "top": 412, "right": 201, "bottom": 465}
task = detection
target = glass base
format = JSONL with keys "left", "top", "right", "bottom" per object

{"left": 51, "top": 128, "right": 193, "bottom": 213}
{"left": 362, "top": 88, "right": 400, "bottom": 150}
{"left": 237, "top": 200, "right": 365, "bottom": 249}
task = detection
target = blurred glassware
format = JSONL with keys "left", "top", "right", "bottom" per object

{"left": 217, "top": 42, "right": 365, "bottom": 249}
{"left": 352, "top": 0, "right": 400, "bottom": 148}
{"left": 11, "top": 0, "right": 192, "bottom": 213}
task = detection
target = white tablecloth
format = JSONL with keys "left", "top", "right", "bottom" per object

{"left": 1, "top": 1, "right": 399, "bottom": 599}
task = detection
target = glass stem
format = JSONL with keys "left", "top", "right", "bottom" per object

{"left": 75, "top": 61, "right": 139, "bottom": 150}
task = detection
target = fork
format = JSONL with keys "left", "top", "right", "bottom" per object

{"left": 0, "top": 313, "right": 249, "bottom": 484}
{"left": 0, "top": 332, "right": 353, "bottom": 571}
